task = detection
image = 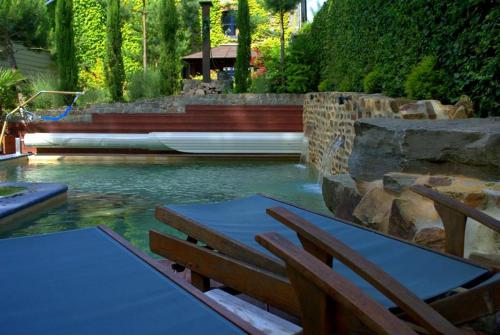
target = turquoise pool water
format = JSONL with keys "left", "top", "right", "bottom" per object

{"left": 0, "top": 158, "right": 328, "bottom": 253}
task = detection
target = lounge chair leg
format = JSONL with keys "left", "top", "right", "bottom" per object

{"left": 183, "top": 235, "right": 211, "bottom": 291}
{"left": 298, "top": 235, "right": 333, "bottom": 267}
{"left": 286, "top": 267, "right": 359, "bottom": 334}
{"left": 434, "top": 203, "right": 467, "bottom": 257}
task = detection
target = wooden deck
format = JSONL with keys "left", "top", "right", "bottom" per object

{"left": 14, "top": 104, "right": 303, "bottom": 133}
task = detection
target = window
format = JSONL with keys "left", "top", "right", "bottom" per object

{"left": 221, "top": 10, "right": 236, "bottom": 37}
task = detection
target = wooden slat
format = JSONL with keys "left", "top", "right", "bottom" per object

{"left": 266, "top": 207, "right": 464, "bottom": 335}
{"left": 154, "top": 206, "right": 286, "bottom": 276}
{"left": 411, "top": 185, "right": 500, "bottom": 234}
{"left": 429, "top": 278, "right": 500, "bottom": 325}
{"left": 256, "top": 232, "right": 419, "bottom": 335}
{"left": 149, "top": 230, "right": 301, "bottom": 317}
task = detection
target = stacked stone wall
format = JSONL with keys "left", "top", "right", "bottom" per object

{"left": 304, "top": 92, "right": 405, "bottom": 176}
{"left": 40, "top": 93, "right": 304, "bottom": 122}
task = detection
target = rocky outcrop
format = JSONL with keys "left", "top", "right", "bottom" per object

{"left": 414, "top": 228, "right": 446, "bottom": 252}
{"left": 321, "top": 174, "right": 361, "bottom": 221}
{"left": 349, "top": 118, "right": 500, "bottom": 182}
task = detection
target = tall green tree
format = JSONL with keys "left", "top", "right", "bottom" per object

{"left": 55, "top": 0, "right": 79, "bottom": 92}
{"left": 262, "top": 0, "right": 300, "bottom": 68}
{"left": 234, "top": 0, "right": 251, "bottom": 93}
{"left": 159, "top": 0, "right": 179, "bottom": 95}
{"left": 0, "top": 0, "right": 48, "bottom": 69}
{"left": 106, "top": 0, "right": 125, "bottom": 101}
{"left": 180, "top": 0, "right": 201, "bottom": 54}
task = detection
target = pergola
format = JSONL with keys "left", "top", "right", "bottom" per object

{"left": 182, "top": 43, "right": 258, "bottom": 78}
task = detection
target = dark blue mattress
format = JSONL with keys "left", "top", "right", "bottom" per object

{"left": 165, "top": 195, "right": 490, "bottom": 308}
{"left": 0, "top": 228, "right": 245, "bottom": 335}
{"left": 0, "top": 182, "right": 68, "bottom": 219}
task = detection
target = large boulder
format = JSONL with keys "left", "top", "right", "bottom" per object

{"left": 349, "top": 118, "right": 500, "bottom": 182}
{"left": 322, "top": 174, "right": 361, "bottom": 221}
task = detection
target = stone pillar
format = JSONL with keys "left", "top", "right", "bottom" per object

{"left": 200, "top": 1, "right": 213, "bottom": 83}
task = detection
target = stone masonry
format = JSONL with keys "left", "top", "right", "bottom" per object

{"left": 303, "top": 92, "right": 468, "bottom": 176}
{"left": 304, "top": 92, "right": 407, "bottom": 176}
{"left": 40, "top": 93, "right": 304, "bottom": 122}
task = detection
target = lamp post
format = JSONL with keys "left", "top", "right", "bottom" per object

{"left": 200, "top": 0, "right": 212, "bottom": 83}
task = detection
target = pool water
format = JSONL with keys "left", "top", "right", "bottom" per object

{"left": 0, "top": 158, "right": 328, "bottom": 253}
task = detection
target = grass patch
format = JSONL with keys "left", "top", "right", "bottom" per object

{"left": 0, "top": 186, "right": 26, "bottom": 197}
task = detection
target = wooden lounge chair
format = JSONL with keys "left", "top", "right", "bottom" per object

{"left": 255, "top": 231, "right": 462, "bottom": 334}
{"left": 0, "top": 226, "right": 261, "bottom": 334}
{"left": 152, "top": 188, "right": 499, "bottom": 329}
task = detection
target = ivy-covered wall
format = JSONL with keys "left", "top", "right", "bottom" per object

{"left": 289, "top": 0, "right": 499, "bottom": 117}
{"left": 71, "top": 0, "right": 288, "bottom": 89}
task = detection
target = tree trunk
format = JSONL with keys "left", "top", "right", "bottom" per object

{"left": 142, "top": 0, "right": 147, "bottom": 75}
{"left": 278, "top": 10, "right": 286, "bottom": 88}
{"left": 3, "top": 33, "right": 17, "bottom": 69}
{"left": 279, "top": 10, "right": 285, "bottom": 68}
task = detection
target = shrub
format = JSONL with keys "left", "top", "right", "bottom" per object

{"left": 0, "top": 69, "right": 25, "bottom": 115}
{"left": 318, "top": 78, "right": 335, "bottom": 92}
{"left": 404, "top": 56, "right": 446, "bottom": 100}
{"left": 363, "top": 68, "right": 384, "bottom": 94}
{"left": 78, "top": 88, "right": 110, "bottom": 106}
{"left": 248, "top": 75, "right": 270, "bottom": 93}
{"left": 292, "top": 0, "right": 498, "bottom": 116}
{"left": 127, "top": 69, "right": 162, "bottom": 101}
{"left": 30, "top": 74, "right": 65, "bottom": 110}
{"left": 285, "top": 24, "right": 320, "bottom": 93}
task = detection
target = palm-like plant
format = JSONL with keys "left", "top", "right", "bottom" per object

{"left": 0, "top": 68, "right": 25, "bottom": 116}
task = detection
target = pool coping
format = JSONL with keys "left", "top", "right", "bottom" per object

{"left": 28, "top": 154, "right": 301, "bottom": 164}
{"left": 0, "top": 183, "right": 68, "bottom": 229}
{"left": 0, "top": 153, "right": 30, "bottom": 164}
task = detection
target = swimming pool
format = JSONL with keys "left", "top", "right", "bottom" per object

{"left": 0, "top": 158, "right": 327, "bottom": 253}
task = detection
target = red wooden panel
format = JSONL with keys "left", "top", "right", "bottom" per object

{"left": 13, "top": 104, "right": 304, "bottom": 134}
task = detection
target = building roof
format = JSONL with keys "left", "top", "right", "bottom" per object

{"left": 183, "top": 44, "right": 257, "bottom": 60}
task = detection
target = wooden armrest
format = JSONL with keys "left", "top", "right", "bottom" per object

{"left": 256, "top": 232, "right": 418, "bottom": 335}
{"left": 266, "top": 207, "right": 462, "bottom": 335}
{"left": 149, "top": 230, "right": 301, "bottom": 317}
{"left": 411, "top": 184, "right": 500, "bottom": 257}
{"left": 411, "top": 184, "right": 500, "bottom": 233}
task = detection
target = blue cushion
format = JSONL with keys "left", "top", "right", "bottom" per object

{"left": 166, "top": 194, "right": 490, "bottom": 308}
{"left": 0, "top": 228, "right": 245, "bottom": 335}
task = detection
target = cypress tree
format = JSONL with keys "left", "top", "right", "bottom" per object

{"left": 106, "top": 0, "right": 125, "bottom": 101}
{"left": 159, "top": 0, "right": 179, "bottom": 95}
{"left": 234, "top": 0, "right": 251, "bottom": 93}
{"left": 55, "top": 0, "right": 78, "bottom": 92}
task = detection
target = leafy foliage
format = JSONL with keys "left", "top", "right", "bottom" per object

{"left": 127, "top": 69, "right": 162, "bottom": 101}
{"left": 284, "top": 24, "right": 319, "bottom": 93}
{"left": 297, "top": 0, "right": 499, "bottom": 116}
{"left": 106, "top": 0, "right": 126, "bottom": 101}
{"left": 0, "top": 69, "right": 25, "bottom": 114}
{"left": 0, "top": 0, "right": 48, "bottom": 68}
{"left": 363, "top": 68, "right": 384, "bottom": 94}
{"left": 179, "top": 0, "right": 201, "bottom": 54}
{"left": 73, "top": 0, "right": 106, "bottom": 88}
{"left": 234, "top": 0, "right": 251, "bottom": 93}
{"left": 261, "top": 0, "right": 300, "bottom": 77}
{"left": 55, "top": 0, "right": 79, "bottom": 92}
{"left": 159, "top": 0, "right": 180, "bottom": 95}
{"left": 30, "top": 74, "right": 65, "bottom": 109}
{"left": 404, "top": 56, "right": 446, "bottom": 100}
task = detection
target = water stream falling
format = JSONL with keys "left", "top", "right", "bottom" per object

{"left": 318, "top": 136, "right": 345, "bottom": 185}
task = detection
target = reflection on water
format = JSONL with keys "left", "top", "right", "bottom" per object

{"left": 0, "top": 159, "right": 328, "bottom": 253}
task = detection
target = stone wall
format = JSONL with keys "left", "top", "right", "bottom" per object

{"left": 41, "top": 93, "right": 304, "bottom": 122}
{"left": 323, "top": 118, "right": 500, "bottom": 266}
{"left": 303, "top": 92, "right": 469, "bottom": 176}
{"left": 304, "top": 92, "right": 404, "bottom": 175}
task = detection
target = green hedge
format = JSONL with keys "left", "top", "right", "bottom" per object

{"left": 287, "top": 0, "right": 499, "bottom": 117}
